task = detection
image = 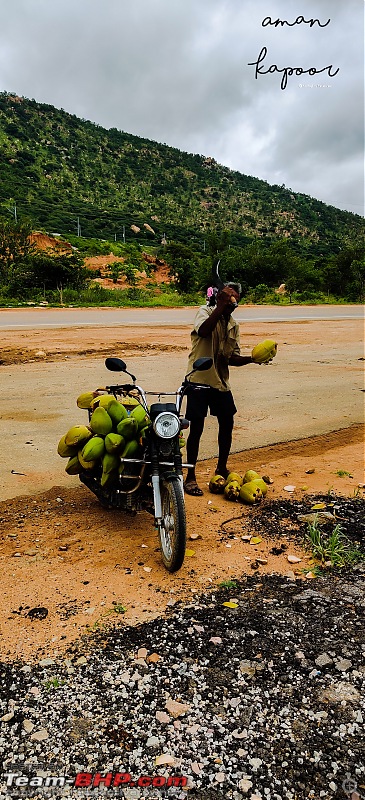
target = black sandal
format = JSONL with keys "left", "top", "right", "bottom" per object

{"left": 184, "top": 480, "right": 204, "bottom": 497}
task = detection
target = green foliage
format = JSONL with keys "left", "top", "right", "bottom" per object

{"left": 44, "top": 677, "right": 65, "bottom": 690}
{"left": 335, "top": 469, "right": 353, "bottom": 478}
{"left": 0, "top": 93, "right": 363, "bottom": 303}
{"left": 164, "top": 242, "right": 200, "bottom": 293}
{"left": 0, "top": 92, "right": 363, "bottom": 261}
{"left": 108, "top": 261, "right": 123, "bottom": 283}
{"left": 0, "top": 219, "right": 89, "bottom": 298}
{"left": 305, "top": 517, "right": 364, "bottom": 568}
{"left": 218, "top": 580, "right": 238, "bottom": 589}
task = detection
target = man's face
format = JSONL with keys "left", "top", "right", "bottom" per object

{"left": 224, "top": 288, "right": 240, "bottom": 315}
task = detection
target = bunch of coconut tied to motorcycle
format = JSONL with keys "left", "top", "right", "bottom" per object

{"left": 57, "top": 391, "right": 161, "bottom": 487}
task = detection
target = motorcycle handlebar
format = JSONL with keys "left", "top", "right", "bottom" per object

{"left": 106, "top": 384, "right": 136, "bottom": 393}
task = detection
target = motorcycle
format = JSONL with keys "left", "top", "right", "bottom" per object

{"left": 79, "top": 355, "right": 212, "bottom": 572}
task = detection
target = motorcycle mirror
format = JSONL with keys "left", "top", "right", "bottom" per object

{"left": 193, "top": 357, "right": 213, "bottom": 371}
{"left": 105, "top": 357, "right": 127, "bottom": 372}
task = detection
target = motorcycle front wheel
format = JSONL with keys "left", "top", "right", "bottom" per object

{"left": 158, "top": 478, "right": 186, "bottom": 572}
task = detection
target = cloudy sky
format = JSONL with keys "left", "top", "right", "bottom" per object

{"left": 0, "top": 0, "right": 363, "bottom": 214}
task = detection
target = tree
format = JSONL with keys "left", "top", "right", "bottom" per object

{"left": 0, "top": 222, "right": 89, "bottom": 297}
{"left": 108, "top": 261, "right": 123, "bottom": 283}
{"left": 165, "top": 242, "right": 198, "bottom": 293}
{"left": 0, "top": 220, "right": 34, "bottom": 285}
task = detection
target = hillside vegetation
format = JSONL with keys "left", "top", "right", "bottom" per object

{"left": 0, "top": 91, "right": 363, "bottom": 305}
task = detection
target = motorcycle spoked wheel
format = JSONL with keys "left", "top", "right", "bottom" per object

{"left": 158, "top": 478, "right": 186, "bottom": 572}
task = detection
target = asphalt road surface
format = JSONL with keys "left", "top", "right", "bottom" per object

{"left": 0, "top": 304, "right": 363, "bottom": 329}
{"left": 1, "top": 312, "right": 363, "bottom": 500}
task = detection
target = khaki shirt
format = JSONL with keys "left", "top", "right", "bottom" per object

{"left": 186, "top": 305, "right": 240, "bottom": 391}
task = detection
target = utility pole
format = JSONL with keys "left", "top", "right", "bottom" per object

{"left": 114, "top": 226, "right": 126, "bottom": 243}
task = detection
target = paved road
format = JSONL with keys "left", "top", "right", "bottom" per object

{"left": 0, "top": 304, "right": 363, "bottom": 329}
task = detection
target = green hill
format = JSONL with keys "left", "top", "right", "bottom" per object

{"left": 0, "top": 91, "right": 363, "bottom": 257}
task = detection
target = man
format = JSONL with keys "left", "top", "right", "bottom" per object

{"left": 184, "top": 283, "right": 254, "bottom": 496}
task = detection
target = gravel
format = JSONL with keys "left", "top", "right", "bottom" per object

{"left": 0, "top": 496, "right": 364, "bottom": 800}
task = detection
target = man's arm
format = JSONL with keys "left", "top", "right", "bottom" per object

{"left": 229, "top": 354, "right": 253, "bottom": 366}
{"left": 198, "top": 287, "right": 238, "bottom": 337}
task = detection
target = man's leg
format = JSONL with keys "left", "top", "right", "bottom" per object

{"left": 185, "top": 416, "right": 205, "bottom": 495}
{"left": 216, "top": 413, "right": 234, "bottom": 479}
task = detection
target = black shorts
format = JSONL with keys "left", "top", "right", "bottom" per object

{"left": 185, "top": 387, "right": 237, "bottom": 421}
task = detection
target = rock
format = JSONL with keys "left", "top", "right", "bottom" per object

{"left": 232, "top": 729, "right": 248, "bottom": 739}
{"left": 287, "top": 554, "right": 301, "bottom": 564}
{"left": 147, "top": 653, "right": 160, "bottom": 663}
{"left": 239, "top": 778, "right": 253, "bottom": 793}
{"left": 156, "top": 711, "right": 170, "bottom": 724}
{"left": 187, "top": 724, "right": 200, "bottom": 735}
{"left": 27, "top": 607, "right": 48, "bottom": 620}
{"left": 318, "top": 682, "right": 359, "bottom": 704}
{"left": 23, "top": 719, "right": 34, "bottom": 733}
{"left": 298, "top": 512, "right": 335, "bottom": 523}
{"left": 215, "top": 772, "right": 225, "bottom": 783}
{"left": 39, "top": 658, "right": 55, "bottom": 667}
{"left": 75, "top": 656, "right": 87, "bottom": 666}
{"left": 137, "top": 647, "right": 148, "bottom": 660}
{"left": 165, "top": 698, "right": 190, "bottom": 718}
{"left": 155, "top": 753, "right": 176, "bottom": 766}
{"left": 315, "top": 653, "right": 333, "bottom": 668}
{"left": 335, "top": 658, "right": 352, "bottom": 672}
{"left": 256, "top": 557, "right": 268, "bottom": 565}
{"left": 249, "top": 757, "right": 263, "bottom": 770}
{"left": 1, "top": 712, "right": 14, "bottom": 722}
{"left": 146, "top": 736, "right": 159, "bottom": 748}
{"left": 30, "top": 728, "right": 49, "bottom": 742}
{"left": 239, "top": 660, "right": 256, "bottom": 678}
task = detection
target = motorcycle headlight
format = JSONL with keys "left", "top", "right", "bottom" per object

{"left": 153, "top": 412, "right": 180, "bottom": 439}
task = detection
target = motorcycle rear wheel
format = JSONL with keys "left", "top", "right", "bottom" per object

{"left": 158, "top": 478, "right": 186, "bottom": 572}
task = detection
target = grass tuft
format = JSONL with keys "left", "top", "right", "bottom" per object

{"left": 305, "top": 516, "right": 363, "bottom": 568}
{"left": 218, "top": 580, "right": 238, "bottom": 589}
